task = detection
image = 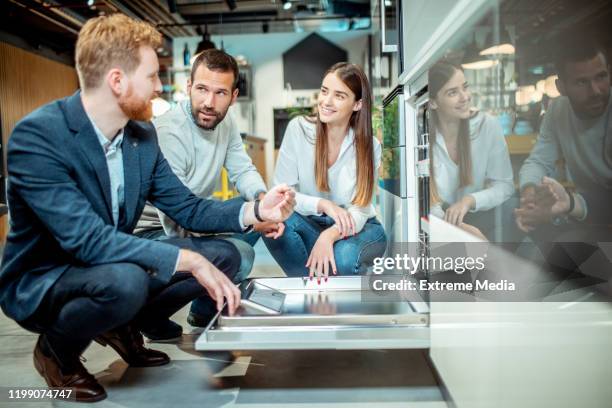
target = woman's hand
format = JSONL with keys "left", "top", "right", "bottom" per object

{"left": 318, "top": 199, "right": 355, "bottom": 237}
{"left": 444, "top": 195, "right": 475, "bottom": 225}
{"left": 305, "top": 228, "right": 339, "bottom": 283}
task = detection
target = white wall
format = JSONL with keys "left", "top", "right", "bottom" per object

{"left": 172, "top": 31, "right": 369, "bottom": 185}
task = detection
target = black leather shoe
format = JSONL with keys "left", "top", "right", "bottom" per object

{"left": 33, "top": 336, "right": 107, "bottom": 403}
{"left": 95, "top": 325, "right": 170, "bottom": 367}
{"left": 187, "top": 311, "right": 214, "bottom": 328}
{"left": 140, "top": 319, "right": 183, "bottom": 341}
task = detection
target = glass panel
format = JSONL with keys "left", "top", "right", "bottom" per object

{"left": 380, "top": 146, "right": 405, "bottom": 198}
{"left": 382, "top": 90, "right": 400, "bottom": 147}
{"left": 382, "top": 0, "right": 398, "bottom": 50}
{"left": 424, "top": 0, "right": 611, "bottom": 298}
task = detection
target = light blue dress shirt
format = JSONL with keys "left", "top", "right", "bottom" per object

{"left": 88, "top": 117, "right": 125, "bottom": 226}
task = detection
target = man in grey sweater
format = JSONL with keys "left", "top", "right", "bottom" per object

{"left": 514, "top": 37, "right": 611, "bottom": 289}
{"left": 136, "top": 49, "right": 284, "bottom": 339}
{"left": 516, "top": 41, "right": 611, "bottom": 229}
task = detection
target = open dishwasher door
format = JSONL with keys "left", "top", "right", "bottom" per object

{"left": 195, "top": 276, "right": 429, "bottom": 351}
{"left": 196, "top": 83, "right": 435, "bottom": 352}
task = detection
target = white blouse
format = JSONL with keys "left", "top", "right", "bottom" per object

{"left": 431, "top": 112, "right": 514, "bottom": 217}
{"left": 274, "top": 116, "right": 381, "bottom": 234}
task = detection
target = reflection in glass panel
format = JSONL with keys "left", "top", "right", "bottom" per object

{"left": 426, "top": 0, "right": 612, "bottom": 297}
{"left": 427, "top": 58, "right": 517, "bottom": 243}
{"left": 380, "top": 147, "right": 405, "bottom": 198}
{"left": 382, "top": 93, "right": 399, "bottom": 147}
{"left": 382, "top": 0, "right": 398, "bottom": 50}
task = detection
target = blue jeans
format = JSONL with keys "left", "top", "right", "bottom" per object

{"left": 19, "top": 237, "right": 239, "bottom": 362}
{"left": 263, "top": 213, "right": 387, "bottom": 276}
{"left": 135, "top": 228, "right": 259, "bottom": 319}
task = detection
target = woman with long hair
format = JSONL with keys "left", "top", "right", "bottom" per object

{"left": 428, "top": 60, "right": 515, "bottom": 240}
{"left": 264, "top": 62, "right": 387, "bottom": 280}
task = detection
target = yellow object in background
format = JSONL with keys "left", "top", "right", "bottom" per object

{"left": 212, "top": 168, "right": 236, "bottom": 201}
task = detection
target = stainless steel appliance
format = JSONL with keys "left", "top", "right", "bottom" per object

{"left": 195, "top": 277, "right": 429, "bottom": 351}
{"left": 379, "top": 85, "right": 409, "bottom": 254}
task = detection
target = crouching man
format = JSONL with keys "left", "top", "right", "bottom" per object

{"left": 0, "top": 14, "right": 294, "bottom": 402}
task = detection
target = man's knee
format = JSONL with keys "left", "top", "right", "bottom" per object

{"left": 207, "top": 240, "right": 241, "bottom": 279}
{"left": 97, "top": 263, "right": 149, "bottom": 316}
{"left": 225, "top": 238, "right": 255, "bottom": 283}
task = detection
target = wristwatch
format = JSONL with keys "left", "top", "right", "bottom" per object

{"left": 254, "top": 199, "right": 265, "bottom": 222}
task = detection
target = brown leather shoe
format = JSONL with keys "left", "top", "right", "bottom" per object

{"left": 33, "top": 336, "right": 107, "bottom": 403}
{"left": 94, "top": 325, "right": 170, "bottom": 367}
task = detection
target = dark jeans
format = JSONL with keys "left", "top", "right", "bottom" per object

{"left": 20, "top": 237, "right": 239, "bottom": 361}
{"left": 134, "top": 228, "right": 259, "bottom": 319}
{"left": 263, "top": 213, "right": 387, "bottom": 276}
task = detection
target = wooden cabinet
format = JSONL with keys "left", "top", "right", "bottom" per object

{"left": 0, "top": 42, "right": 79, "bottom": 244}
{"left": 244, "top": 135, "right": 267, "bottom": 182}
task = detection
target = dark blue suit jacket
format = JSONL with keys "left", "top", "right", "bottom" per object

{"left": 0, "top": 92, "right": 245, "bottom": 322}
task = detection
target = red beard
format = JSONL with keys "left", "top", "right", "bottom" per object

{"left": 118, "top": 85, "right": 153, "bottom": 121}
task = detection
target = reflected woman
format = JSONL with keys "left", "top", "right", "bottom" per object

{"left": 264, "top": 62, "right": 387, "bottom": 280}
{"left": 428, "top": 60, "right": 515, "bottom": 240}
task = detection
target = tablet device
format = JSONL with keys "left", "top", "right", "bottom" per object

{"left": 239, "top": 283, "right": 286, "bottom": 314}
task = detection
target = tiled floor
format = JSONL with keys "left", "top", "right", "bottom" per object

{"left": 0, "top": 241, "right": 446, "bottom": 407}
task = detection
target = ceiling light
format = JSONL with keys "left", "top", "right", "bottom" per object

{"left": 195, "top": 25, "right": 216, "bottom": 53}
{"left": 480, "top": 43, "right": 515, "bottom": 56}
{"left": 545, "top": 75, "right": 560, "bottom": 98}
{"left": 480, "top": 26, "right": 515, "bottom": 56}
{"left": 462, "top": 36, "right": 499, "bottom": 70}
{"left": 515, "top": 85, "right": 536, "bottom": 106}
{"left": 283, "top": 1, "right": 292, "bottom": 10}
{"left": 531, "top": 90, "right": 543, "bottom": 103}
{"left": 462, "top": 59, "right": 499, "bottom": 70}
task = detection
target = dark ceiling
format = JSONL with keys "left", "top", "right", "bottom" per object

{"left": 3, "top": 0, "right": 610, "bottom": 68}
{"left": 489, "top": 0, "right": 612, "bottom": 68}
{"left": 0, "top": 0, "right": 371, "bottom": 62}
